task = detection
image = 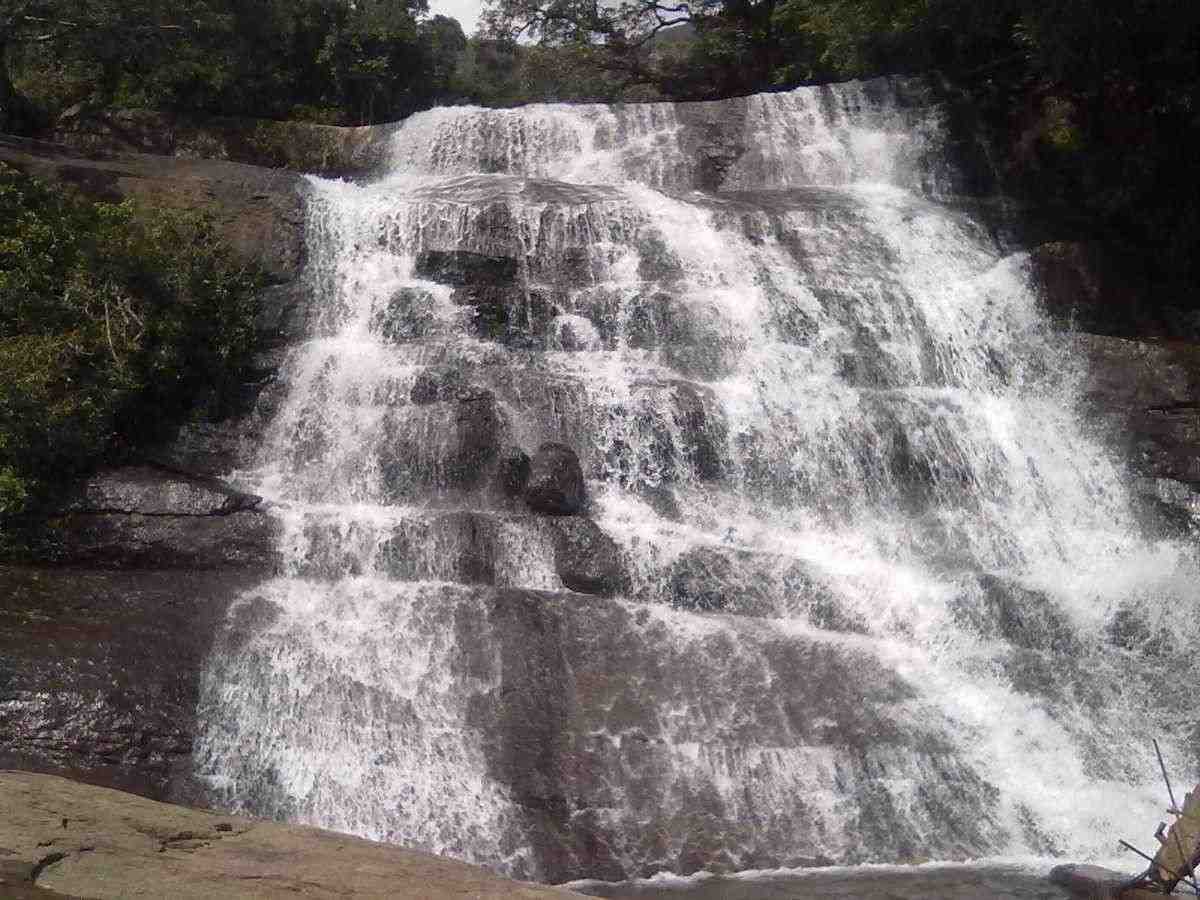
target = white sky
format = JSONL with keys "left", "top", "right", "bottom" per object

{"left": 429, "top": 0, "right": 486, "bottom": 34}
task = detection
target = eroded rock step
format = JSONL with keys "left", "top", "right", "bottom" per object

{"left": 200, "top": 583, "right": 1008, "bottom": 882}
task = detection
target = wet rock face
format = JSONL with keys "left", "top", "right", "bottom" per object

{"left": 1031, "top": 241, "right": 1172, "bottom": 340}
{"left": 379, "top": 512, "right": 499, "bottom": 585}
{"left": 626, "top": 294, "right": 742, "bottom": 381}
{"left": 525, "top": 443, "right": 587, "bottom": 515}
{"left": 379, "top": 391, "right": 508, "bottom": 497}
{"left": 413, "top": 245, "right": 559, "bottom": 348}
{"left": 416, "top": 250, "right": 519, "bottom": 286}
{"left": 53, "top": 466, "right": 280, "bottom": 571}
{"left": 671, "top": 383, "right": 726, "bottom": 481}
{"left": 1074, "top": 334, "right": 1200, "bottom": 534}
{"left": 410, "top": 366, "right": 471, "bottom": 405}
{"left": 668, "top": 546, "right": 774, "bottom": 615}
{"left": 471, "top": 587, "right": 1004, "bottom": 882}
{"left": 0, "top": 567, "right": 263, "bottom": 804}
{"left": 952, "top": 575, "right": 1078, "bottom": 654}
{"left": 370, "top": 288, "right": 440, "bottom": 343}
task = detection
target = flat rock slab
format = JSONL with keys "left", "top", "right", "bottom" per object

{"left": 0, "top": 771, "right": 582, "bottom": 899}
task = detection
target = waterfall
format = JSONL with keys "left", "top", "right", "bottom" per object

{"left": 194, "top": 78, "right": 1200, "bottom": 883}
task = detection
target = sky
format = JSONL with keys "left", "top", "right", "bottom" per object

{"left": 429, "top": 0, "right": 486, "bottom": 34}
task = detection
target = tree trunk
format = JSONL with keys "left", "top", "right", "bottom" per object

{"left": 0, "top": 40, "right": 17, "bottom": 133}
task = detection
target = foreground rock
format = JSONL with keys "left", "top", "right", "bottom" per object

{"left": 0, "top": 771, "right": 579, "bottom": 899}
{"left": 0, "top": 566, "right": 265, "bottom": 803}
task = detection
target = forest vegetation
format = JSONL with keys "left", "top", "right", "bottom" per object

{"left": 0, "top": 0, "right": 1196, "bottom": 533}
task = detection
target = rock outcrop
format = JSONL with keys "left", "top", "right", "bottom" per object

{"left": 0, "top": 566, "right": 263, "bottom": 802}
{"left": 0, "top": 135, "right": 307, "bottom": 284}
{"left": 50, "top": 107, "right": 393, "bottom": 178}
{"left": 1029, "top": 241, "right": 1200, "bottom": 534}
{"left": 0, "top": 771, "right": 579, "bottom": 899}
{"left": 53, "top": 465, "right": 280, "bottom": 570}
{"left": 1074, "top": 334, "right": 1200, "bottom": 533}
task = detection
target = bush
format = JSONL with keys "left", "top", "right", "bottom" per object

{"left": 0, "top": 164, "right": 265, "bottom": 522}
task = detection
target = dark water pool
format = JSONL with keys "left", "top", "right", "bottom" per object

{"left": 568, "top": 864, "right": 1077, "bottom": 899}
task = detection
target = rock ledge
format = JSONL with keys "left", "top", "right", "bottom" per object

{"left": 0, "top": 771, "right": 580, "bottom": 899}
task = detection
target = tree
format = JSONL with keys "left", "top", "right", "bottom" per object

{"left": 478, "top": 0, "right": 817, "bottom": 98}
{"left": 0, "top": 0, "right": 217, "bottom": 130}
{"left": 319, "top": 0, "right": 428, "bottom": 123}
{"left": 420, "top": 14, "right": 468, "bottom": 102}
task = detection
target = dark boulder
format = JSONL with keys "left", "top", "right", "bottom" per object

{"left": 524, "top": 443, "right": 586, "bottom": 516}
{"left": 552, "top": 518, "right": 628, "bottom": 596}
{"left": 415, "top": 250, "right": 518, "bottom": 286}
{"left": 497, "top": 448, "right": 532, "bottom": 497}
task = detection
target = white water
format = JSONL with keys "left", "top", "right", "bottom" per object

{"left": 195, "top": 78, "right": 1199, "bottom": 881}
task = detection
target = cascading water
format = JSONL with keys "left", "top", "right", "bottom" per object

{"left": 195, "top": 78, "right": 1200, "bottom": 883}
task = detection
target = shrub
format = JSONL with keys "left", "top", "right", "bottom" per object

{"left": 0, "top": 163, "right": 265, "bottom": 523}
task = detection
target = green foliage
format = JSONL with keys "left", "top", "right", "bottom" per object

{"left": 4, "top": 0, "right": 454, "bottom": 127}
{"left": 0, "top": 165, "right": 264, "bottom": 520}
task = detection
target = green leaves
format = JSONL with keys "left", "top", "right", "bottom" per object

{"left": 0, "top": 167, "right": 264, "bottom": 520}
